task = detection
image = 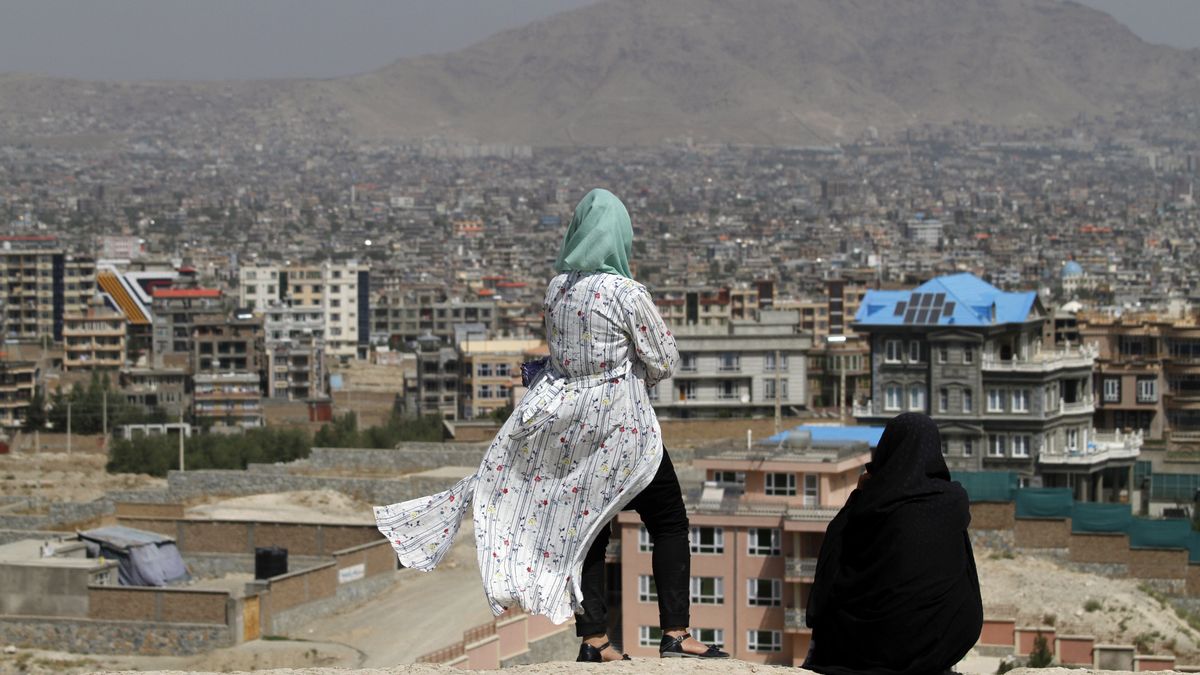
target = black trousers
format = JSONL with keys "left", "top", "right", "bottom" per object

{"left": 575, "top": 448, "right": 690, "bottom": 637}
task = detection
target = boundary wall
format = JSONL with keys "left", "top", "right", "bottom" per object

{"left": 416, "top": 607, "right": 576, "bottom": 668}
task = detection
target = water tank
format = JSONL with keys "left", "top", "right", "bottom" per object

{"left": 254, "top": 546, "right": 288, "bottom": 580}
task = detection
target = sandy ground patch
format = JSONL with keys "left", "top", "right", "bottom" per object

{"left": 0, "top": 452, "right": 162, "bottom": 503}
{"left": 185, "top": 490, "right": 376, "bottom": 524}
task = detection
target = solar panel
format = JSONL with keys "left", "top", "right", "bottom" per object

{"left": 933, "top": 293, "right": 945, "bottom": 305}
{"left": 916, "top": 309, "right": 929, "bottom": 323}
{"left": 921, "top": 293, "right": 934, "bottom": 308}
{"left": 904, "top": 308, "right": 918, "bottom": 323}
{"left": 894, "top": 302, "right": 907, "bottom": 316}
{"left": 943, "top": 302, "right": 955, "bottom": 316}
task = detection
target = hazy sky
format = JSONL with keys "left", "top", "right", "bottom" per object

{"left": 0, "top": 0, "right": 1196, "bottom": 81}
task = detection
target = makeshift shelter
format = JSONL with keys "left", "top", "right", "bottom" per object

{"left": 78, "top": 525, "right": 189, "bottom": 586}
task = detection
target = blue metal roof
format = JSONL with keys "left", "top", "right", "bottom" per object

{"left": 853, "top": 273, "right": 1037, "bottom": 327}
{"left": 766, "top": 425, "right": 885, "bottom": 447}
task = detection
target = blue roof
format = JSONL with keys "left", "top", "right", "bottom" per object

{"left": 1062, "top": 261, "right": 1084, "bottom": 278}
{"left": 853, "top": 273, "right": 1037, "bottom": 327}
{"left": 766, "top": 425, "right": 885, "bottom": 447}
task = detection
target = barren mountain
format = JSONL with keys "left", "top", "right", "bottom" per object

{"left": 2, "top": 0, "right": 1198, "bottom": 146}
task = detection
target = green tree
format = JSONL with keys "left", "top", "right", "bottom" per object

{"left": 1027, "top": 632, "right": 1053, "bottom": 668}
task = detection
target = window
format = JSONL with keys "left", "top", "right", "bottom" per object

{"left": 498, "top": 385, "right": 509, "bottom": 399}
{"left": 1012, "top": 389, "right": 1030, "bottom": 413}
{"left": 746, "top": 578, "right": 782, "bottom": 607}
{"left": 885, "top": 339, "right": 903, "bottom": 363}
{"left": 477, "top": 363, "right": 492, "bottom": 377}
{"left": 909, "top": 384, "right": 925, "bottom": 411}
{"left": 713, "top": 471, "right": 745, "bottom": 489}
{"left": 803, "top": 474, "right": 819, "bottom": 507}
{"left": 1012, "top": 435, "right": 1031, "bottom": 458}
{"left": 747, "top": 630, "right": 782, "bottom": 653}
{"left": 680, "top": 353, "right": 697, "bottom": 372}
{"left": 678, "top": 381, "right": 696, "bottom": 401}
{"left": 718, "top": 353, "right": 741, "bottom": 372}
{"left": 639, "top": 626, "right": 664, "bottom": 648}
{"left": 764, "top": 378, "right": 788, "bottom": 400}
{"left": 987, "top": 389, "right": 1005, "bottom": 412}
{"left": 764, "top": 352, "right": 789, "bottom": 371}
{"left": 638, "top": 575, "right": 658, "bottom": 602}
{"left": 1044, "top": 432, "right": 1055, "bottom": 455}
{"left": 765, "top": 473, "right": 796, "bottom": 496}
{"left": 747, "top": 528, "right": 781, "bottom": 556}
{"left": 718, "top": 380, "right": 740, "bottom": 400}
{"left": 989, "top": 435, "right": 1006, "bottom": 457}
{"left": 648, "top": 383, "right": 660, "bottom": 401}
{"left": 963, "top": 347, "right": 974, "bottom": 364}
{"left": 690, "top": 577, "right": 724, "bottom": 605}
{"left": 938, "top": 345, "right": 949, "bottom": 364}
{"left": 938, "top": 388, "right": 949, "bottom": 413}
{"left": 941, "top": 439, "right": 949, "bottom": 455}
{"left": 1066, "top": 428, "right": 1079, "bottom": 452}
{"left": 963, "top": 438, "right": 974, "bottom": 457}
{"left": 885, "top": 384, "right": 902, "bottom": 411}
{"left": 478, "top": 385, "right": 493, "bottom": 399}
{"left": 690, "top": 527, "right": 725, "bottom": 554}
{"left": 1103, "top": 377, "right": 1121, "bottom": 403}
{"left": 909, "top": 341, "right": 923, "bottom": 363}
{"left": 692, "top": 628, "right": 724, "bottom": 651}
{"left": 638, "top": 526, "right": 654, "bottom": 552}
{"left": 495, "top": 363, "right": 511, "bottom": 377}
{"left": 1137, "top": 377, "right": 1158, "bottom": 403}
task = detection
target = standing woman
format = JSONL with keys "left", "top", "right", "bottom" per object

{"left": 375, "top": 189, "right": 726, "bottom": 662}
{"left": 804, "top": 413, "right": 982, "bottom": 675}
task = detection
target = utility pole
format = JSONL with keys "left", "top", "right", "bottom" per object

{"left": 839, "top": 354, "right": 847, "bottom": 423}
{"left": 178, "top": 412, "right": 185, "bottom": 472}
{"left": 66, "top": 402, "right": 71, "bottom": 456}
{"left": 773, "top": 349, "right": 782, "bottom": 435}
{"left": 102, "top": 390, "right": 108, "bottom": 437}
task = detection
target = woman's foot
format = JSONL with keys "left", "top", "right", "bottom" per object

{"left": 578, "top": 635, "right": 631, "bottom": 662}
{"left": 660, "top": 630, "right": 730, "bottom": 658}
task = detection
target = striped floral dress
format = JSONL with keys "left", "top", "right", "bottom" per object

{"left": 374, "top": 271, "right": 678, "bottom": 624}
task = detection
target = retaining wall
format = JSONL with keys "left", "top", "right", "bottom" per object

{"left": 1128, "top": 548, "right": 1189, "bottom": 580}
{"left": 970, "top": 502, "right": 1016, "bottom": 530}
{"left": 113, "top": 516, "right": 382, "bottom": 556}
{"left": 1014, "top": 518, "right": 1071, "bottom": 549}
{"left": 89, "top": 587, "right": 229, "bottom": 625}
{"left": 1069, "top": 532, "right": 1131, "bottom": 565}
{"left": 0, "top": 616, "right": 230, "bottom": 655}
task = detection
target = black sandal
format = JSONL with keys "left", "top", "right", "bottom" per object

{"left": 659, "top": 632, "right": 730, "bottom": 659}
{"left": 577, "top": 641, "right": 631, "bottom": 662}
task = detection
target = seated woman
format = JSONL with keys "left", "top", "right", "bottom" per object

{"left": 804, "top": 413, "right": 982, "bottom": 675}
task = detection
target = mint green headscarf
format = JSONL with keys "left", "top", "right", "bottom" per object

{"left": 554, "top": 189, "right": 634, "bottom": 279}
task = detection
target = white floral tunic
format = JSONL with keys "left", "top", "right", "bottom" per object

{"left": 374, "top": 272, "right": 679, "bottom": 624}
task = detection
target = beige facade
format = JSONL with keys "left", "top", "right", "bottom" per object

{"left": 457, "top": 338, "right": 544, "bottom": 420}
{"left": 0, "top": 360, "right": 36, "bottom": 429}
{"left": 62, "top": 307, "right": 126, "bottom": 372}
{"left": 0, "top": 238, "right": 95, "bottom": 342}
{"left": 239, "top": 261, "right": 368, "bottom": 359}
{"left": 616, "top": 440, "right": 869, "bottom": 664}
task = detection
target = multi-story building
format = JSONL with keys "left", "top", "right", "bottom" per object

{"left": 191, "top": 314, "right": 265, "bottom": 429}
{"left": 457, "top": 338, "right": 544, "bottom": 420}
{"left": 781, "top": 278, "right": 872, "bottom": 411}
{"left": 150, "top": 288, "right": 225, "bottom": 368}
{"left": 0, "top": 237, "right": 95, "bottom": 342}
{"left": 653, "top": 284, "right": 765, "bottom": 330}
{"left": 1079, "top": 312, "right": 1200, "bottom": 451}
{"left": 0, "top": 360, "right": 36, "bottom": 429}
{"left": 371, "top": 290, "right": 499, "bottom": 347}
{"left": 650, "top": 311, "right": 811, "bottom": 418}
{"left": 412, "top": 336, "right": 460, "bottom": 420}
{"left": 119, "top": 367, "right": 189, "bottom": 419}
{"left": 239, "top": 261, "right": 369, "bottom": 359}
{"left": 264, "top": 304, "right": 326, "bottom": 401}
{"left": 62, "top": 306, "right": 126, "bottom": 372}
{"left": 616, "top": 432, "right": 870, "bottom": 664}
{"left": 853, "top": 273, "right": 1140, "bottom": 500}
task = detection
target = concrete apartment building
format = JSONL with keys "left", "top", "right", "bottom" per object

{"left": 412, "top": 336, "right": 461, "bottom": 420}
{"left": 615, "top": 433, "right": 869, "bottom": 664}
{"left": 371, "top": 289, "right": 499, "bottom": 347}
{"left": 0, "top": 237, "right": 95, "bottom": 342}
{"left": 150, "top": 288, "right": 225, "bottom": 368}
{"left": 1077, "top": 311, "right": 1200, "bottom": 450}
{"left": 653, "top": 284, "right": 768, "bottom": 329}
{"left": 62, "top": 306, "right": 126, "bottom": 372}
{"left": 191, "top": 314, "right": 265, "bottom": 429}
{"left": 777, "top": 278, "right": 871, "bottom": 411}
{"left": 0, "top": 360, "right": 36, "bottom": 429}
{"left": 457, "top": 338, "right": 544, "bottom": 420}
{"left": 119, "top": 367, "right": 188, "bottom": 419}
{"left": 239, "top": 261, "right": 369, "bottom": 359}
{"left": 853, "top": 273, "right": 1140, "bottom": 501}
{"left": 264, "top": 304, "right": 327, "bottom": 401}
{"left": 649, "top": 311, "right": 812, "bottom": 419}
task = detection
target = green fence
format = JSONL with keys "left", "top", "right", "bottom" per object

{"left": 1150, "top": 472, "right": 1200, "bottom": 501}
{"left": 1071, "top": 502, "right": 1133, "bottom": 534}
{"left": 1015, "top": 488, "right": 1075, "bottom": 519}
{"left": 953, "top": 471, "right": 1018, "bottom": 502}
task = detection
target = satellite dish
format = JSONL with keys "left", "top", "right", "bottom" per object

{"left": 740, "top": 393, "right": 750, "bottom": 403}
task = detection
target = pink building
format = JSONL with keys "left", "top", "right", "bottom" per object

{"left": 615, "top": 435, "right": 871, "bottom": 665}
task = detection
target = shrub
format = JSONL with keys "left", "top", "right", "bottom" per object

{"left": 1084, "top": 598, "right": 1102, "bottom": 612}
{"left": 1028, "top": 632, "right": 1053, "bottom": 668}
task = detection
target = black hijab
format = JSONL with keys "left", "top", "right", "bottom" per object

{"left": 805, "top": 413, "right": 982, "bottom": 675}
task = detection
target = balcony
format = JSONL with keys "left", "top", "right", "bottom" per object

{"left": 784, "top": 556, "right": 818, "bottom": 581}
{"left": 1058, "top": 395, "right": 1096, "bottom": 416}
{"left": 981, "top": 344, "right": 1097, "bottom": 373}
{"left": 784, "top": 608, "right": 809, "bottom": 632}
{"left": 1038, "top": 428, "right": 1142, "bottom": 467}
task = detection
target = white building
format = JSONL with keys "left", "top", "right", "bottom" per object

{"left": 239, "top": 261, "right": 369, "bottom": 359}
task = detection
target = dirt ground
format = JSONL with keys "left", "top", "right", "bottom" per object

{"left": 0, "top": 451, "right": 162, "bottom": 503}
{"left": 185, "top": 490, "right": 376, "bottom": 524}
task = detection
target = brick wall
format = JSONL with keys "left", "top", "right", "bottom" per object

{"left": 0, "top": 617, "right": 230, "bottom": 655}
{"left": 262, "top": 563, "right": 337, "bottom": 613}
{"left": 1187, "top": 564, "right": 1200, "bottom": 597}
{"left": 115, "top": 502, "right": 185, "bottom": 519}
{"left": 970, "top": 502, "right": 1015, "bottom": 530}
{"left": 1069, "top": 533, "right": 1131, "bottom": 564}
{"left": 1014, "top": 518, "right": 1070, "bottom": 549}
{"left": 1128, "top": 548, "right": 1188, "bottom": 580}
{"left": 114, "top": 516, "right": 382, "bottom": 557}
{"left": 979, "top": 618, "right": 1015, "bottom": 647}
{"left": 332, "top": 540, "right": 395, "bottom": 579}
{"left": 88, "top": 587, "right": 228, "bottom": 625}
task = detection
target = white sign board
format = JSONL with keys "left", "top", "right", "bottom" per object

{"left": 338, "top": 563, "right": 366, "bottom": 584}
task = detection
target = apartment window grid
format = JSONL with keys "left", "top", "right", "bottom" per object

{"left": 989, "top": 434, "right": 1006, "bottom": 457}
{"left": 963, "top": 438, "right": 975, "bottom": 457}
{"left": 1137, "top": 377, "right": 1158, "bottom": 403}
{"left": 747, "top": 528, "right": 781, "bottom": 556}
{"left": 987, "top": 389, "right": 1005, "bottom": 412}
{"left": 765, "top": 473, "right": 796, "bottom": 496}
{"left": 938, "top": 387, "right": 949, "bottom": 413}
{"left": 885, "top": 339, "right": 903, "bottom": 363}
{"left": 908, "top": 341, "right": 922, "bottom": 363}
{"left": 909, "top": 384, "right": 925, "bottom": 411}
{"left": 637, "top": 575, "right": 658, "bottom": 603}
{"left": 690, "top": 526, "right": 725, "bottom": 554}
{"left": 803, "top": 474, "right": 819, "bottom": 507}
{"left": 678, "top": 381, "right": 696, "bottom": 401}
{"left": 718, "top": 353, "right": 741, "bottom": 372}
{"left": 747, "top": 629, "right": 782, "bottom": 653}
{"left": 712, "top": 471, "right": 746, "bottom": 489}
{"left": 1012, "top": 435, "right": 1031, "bottom": 458}
{"left": 647, "top": 383, "right": 660, "bottom": 401}
{"left": 764, "top": 378, "right": 788, "bottom": 400}
{"left": 680, "top": 353, "right": 698, "bottom": 372}
{"left": 1066, "top": 428, "right": 1079, "bottom": 453}
{"left": 495, "top": 363, "right": 511, "bottom": 377}
{"left": 639, "top": 626, "right": 664, "bottom": 648}
{"left": 746, "top": 578, "right": 783, "bottom": 607}
{"left": 938, "top": 345, "right": 949, "bottom": 364}
{"left": 638, "top": 525, "right": 654, "bottom": 552}
{"left": 1103, "top": 377, "right": 1121, "bottom": 403}
{"left": 690, "top": 577, "right": 724, "bottom": 605}
{"left": 692, "top": 628, "right": 725, "bottom": 650}
{"left": 1012, "top": 389, "right": 1030, "bottom": 413}
{"left": 764, "top": 352, "right": 789, "bottom": 371}
{"left": 885, "top": 383, "right": 902, "bottom": 411}
{"left": 963, "top": 347, "right": 974, "bottom": 365}
{"left": 963, "top": 389, "right": 973, "bottom": 413}
{"left": 718, "top": 380, "right": 740, "bottom": 401}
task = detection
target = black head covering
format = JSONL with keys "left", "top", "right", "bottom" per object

{"left": 805, "top": 414, "right": 982, "bottom": 675}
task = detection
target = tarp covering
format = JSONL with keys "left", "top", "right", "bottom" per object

{"left": 1070, "top": 502, "right": 1133, "bottom": 534}
{"left": 1127, "top": 518, "right": 1191, "bottom": 550}
{"left": 953, "top": 472, "right": 1019, "bottom": 502}
{"left": 1188, "top": 532, "right": 1200, "bottom": 564}
{"left": 79, "top": 525, "right": 190, "bottom": 587}
{"left": 1015, "top": 488, "right": 1074, "bottom": 519}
